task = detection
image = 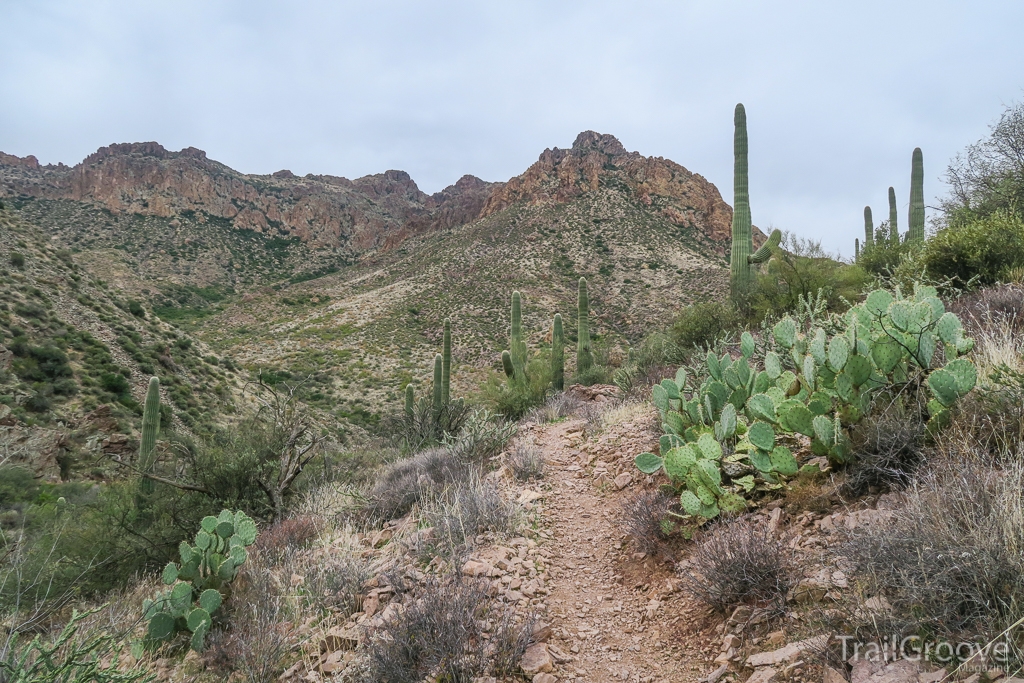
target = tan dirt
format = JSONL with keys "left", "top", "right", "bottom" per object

{"left": 522, "top": 415, "right": 722, "bottom": 683}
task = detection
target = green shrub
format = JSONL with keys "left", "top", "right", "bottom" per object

{"left": 80, "top": 483, "right": 213, "bottom": 593}
{"left": 12, "top": 344, "right": 72, "bottom": 383}
{"left": 128, "top": 300, "right": 146, "bottom": 318}
{"left": 9, "top": 252, "right": 24, "bottom": 268}
{"left": 859, "top": 221, "right": 916, "bottom": 277}
{"left": 614, "top": 332, "right": 683, "bottom": 397}
{"left": 750, "top": 233, "right": 870, "bottom": 322}
{"left": 52, "top": 377, "right": 78, "bottom": 396}
{"left": 573, "top": 364, "right": 613, "bottom": 386}
{"left": 482, "top": 355, "right": 552, "bottom": 420}
{"left": 99, "top": 372, "right": 130, "bottom": 396}
{"left": 669, "top": 301, "right": 742, "bottom": 352}
{"left": 922, "top": 210, "right": 1024, "bottom": 286}
{"left": 24, "top": 390, "right": 52, "bottom": 413}
{"left": 0, "top": 466, "right": 39, "bottom": 508}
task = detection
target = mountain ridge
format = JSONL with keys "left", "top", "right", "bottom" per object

{"left": 0, "top": 131, "right": 754, "bottom": 260}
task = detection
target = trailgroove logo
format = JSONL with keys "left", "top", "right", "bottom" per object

{"left": 835, "top": 635, "right": 1010, "bottom": 666}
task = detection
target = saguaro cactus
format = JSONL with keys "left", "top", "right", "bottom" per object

{"left": 729, "top": 103, "right": 753, "bottom": 298}
{"left": 405, "top": 384, "right": 414, "bottom": 419}
{"left": 441, "top": 318, "right": 452, "bottom": 404}
{"left": 908, "top": 148, "right": 925, "bottom": 243}
{"left": 508, "top": 291, "right": 528, "bottom": 380}
{"left": 432, "top": 354, "right": 443, "bottom": 418}
{"left": 727, "top": 103, "right": 780, "bottom": 293}
{"left": 552, "top": 313, "right": 564, "bottom": 391}
{"left": 139, "top": 377, "right": 161, "bottom": 496}
{"left": 577, "top": 278, "right": 592, "bottom": 374}
{"left": 749, "top": 229, "right": 781, "bottom": 264}
{"left": 863, "top": 206, "right": 873, "bottom": 247}
{"left": 888, "top": 186, "right": 899, "bottom": 243}
{"left": 855, "top": 238, "right": 860, "bottom": 261}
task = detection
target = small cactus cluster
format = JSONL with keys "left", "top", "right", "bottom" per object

{"left": 636, "top": 284, "right": 976, "bottom": 524}
{"left": 857, "top": 149, "right": 926, "bottom": 256}
{"left": 143, "top": 509, "right": 258, "bottom": 652}
{"left": 406, "top": 317, "right": 464, "bottom": 424}
{"left": 636, "top": 334, "right": 801, "bottom": 521}
{"left": 500, "top": 285, "right": 590, "bottom": 392}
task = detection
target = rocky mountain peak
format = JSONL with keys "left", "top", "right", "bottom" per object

{"left": 570, "top": 131, "right": 627, "bottom": 156}
{"left": 81, "top": 142, "right": 209, "bottom": 166}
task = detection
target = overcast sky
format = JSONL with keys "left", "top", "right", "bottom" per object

{"left": 2, "top": 1, "right": 1022, "bottom": 256}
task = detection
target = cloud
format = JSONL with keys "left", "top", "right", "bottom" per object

{"left": 2, "top": 0, "right": 1022, "bottom": 255}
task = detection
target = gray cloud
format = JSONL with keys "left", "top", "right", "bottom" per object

{"left": 2, "top": 0, "right": 1022, "bottom": 255}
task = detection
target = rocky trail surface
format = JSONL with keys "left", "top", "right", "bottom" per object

{"left": 513, "top": 406, "right": 718, "bottom": 683}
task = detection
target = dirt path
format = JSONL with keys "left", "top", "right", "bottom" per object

{"left": 519, "top": 413, "right": 721, "bottom": 683}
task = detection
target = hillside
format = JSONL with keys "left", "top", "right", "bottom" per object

{"left": 0, "top": 209, "right": 240, "bottom": 480}
{"left": 2, "top": 131, "right": 761, "bottom": 420}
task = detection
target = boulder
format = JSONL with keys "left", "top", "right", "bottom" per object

{"left": 520, "top": 643, "right": 554, "bottom": 675}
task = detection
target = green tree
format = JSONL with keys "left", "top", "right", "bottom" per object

{"left": 943, "top": 100, "right": 1024, "bottom": 221}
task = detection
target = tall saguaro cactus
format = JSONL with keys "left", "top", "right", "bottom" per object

{"left": 577, "top": 278, "right": 592, "bottom": 374}
{"left": 432, "top": 353, "right": 443, "bottom": 418}
{"left": 855, "top": 238, "right": 860, "bottom": 261}
{"left": 863, "top": 206, "right": 873, "bottom": 247}
{"left": 552, "top": 314, "right": 564, "bottom": 391}
{"left": 139, "top": 377, "right": 161, "bottom": 497}
{"left": 441, "top": 318, "right": 452, "bottom": 404}
{"left": 729, "top": 103, "right": 754, "bottom": 298}
{"left": 405, "top": 384, "right": 415, "bottom": 419}
{"left": 888, "top": 186, "right": 899, "bottom": 244}
{"left": 507, "top": 291, "right": 528, "bottom": 380}
{"left": 728, "top": 103, "right": 781, "bottom": 295}
{"left": 908, "top": 148, "right": 925, "bottom": 243}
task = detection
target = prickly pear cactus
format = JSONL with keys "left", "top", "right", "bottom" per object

{"left": 143, "top": 509, "right": 258, "bottom": 652}
{"left": 635, "top": 283, "right": 976, "bottom": 524}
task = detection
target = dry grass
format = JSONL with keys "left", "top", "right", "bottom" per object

{"left": 360, "top": 448, "right": 472, "bottom": 525}
{"left": 617, "top": 490, "right": 674, "bottom": 555}
{"left": 679, "top": 516, "right": 792, "bottom": 615}
{"left": 845, "top": 400, "right": 927, "bottom": 495}
{"left": 252, "top": 515, "right": 322, "bottom": 564}
{"left": 507, "top": 441, "right": 545, "bottom": 482}
{"left": 843, "top": 442, "right": 1024, "bottom": 641}
{"left": 357, "top": 576, "right": 533, "bottom": 683}
{"left": 205, "top": 564, "right": 298, "bottom": 683}
{"left": 420, "top": 473, "right": 520, "bottom": 560}
{"left": 782, "top": 477, "right": 839, "bottom": 515}
{"left": 525, "top": 392, "right": 585, "bottom": 423}
{"left": 597, "top": 399, "right": 651, "bottom": 431}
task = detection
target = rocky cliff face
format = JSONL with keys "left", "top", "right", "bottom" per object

{"left": 0, "top": 142, "right": 495, "bottom": 252}
{"left": 1, "top": 133, "right": 744, "bottom": 254}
